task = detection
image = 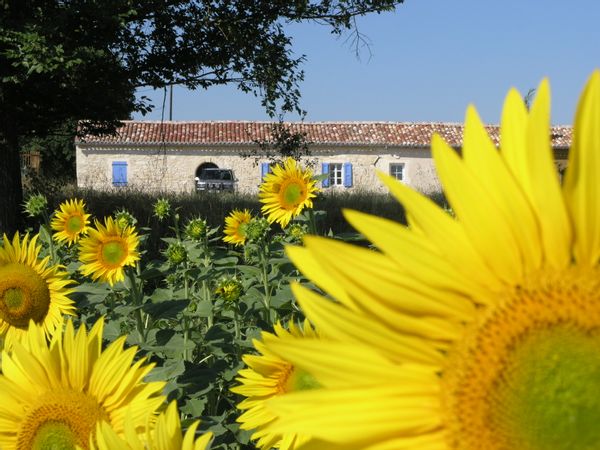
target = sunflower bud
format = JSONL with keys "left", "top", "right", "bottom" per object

{"left": 165, "top": 241, "right": 187, "bottom": 265}
{"left": 185, "top": 217, "right": 207, "bottom": 241}
{"left": 165, "top": 273, "right": 179, "bottom": 287}
{"left": 153, "top": 198, "right": 171, "bottom": 221}
{"left": 285, "top": 223, "right": 308, "bottom": 243}
{"left": 214, "top": 276, "right": 243, "bottom": 303}
{"left": 23, "top": 193, "right": 48, "bottom": 218}
{"left": 245, "top": 217, "right": 271, "bottom": 243}
{"left": 114, "top": 209, "right": 138, "bottom": 229}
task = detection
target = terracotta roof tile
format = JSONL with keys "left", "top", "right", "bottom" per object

{"left": 76, "top": 121, "right": 572, "bottom": 149}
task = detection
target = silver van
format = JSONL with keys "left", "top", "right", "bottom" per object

{"left": 195, "top": 168, "right": 236, "bottom": 192}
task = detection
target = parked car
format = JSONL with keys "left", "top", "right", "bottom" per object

{"left": 195, "top": 168, "right": 236, "bottom": 192}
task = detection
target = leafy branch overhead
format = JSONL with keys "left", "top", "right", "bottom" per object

{"left": 1, "top": 0, "right": 403, "bottom": 138}
{"left": 241, "top": 121, "right": 314, "bottom": 167}
{"left": 0, "top": 0, "right": 404, "bottom": 234}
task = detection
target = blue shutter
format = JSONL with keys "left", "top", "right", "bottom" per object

{"left": 112, "top": 161, "right": 128, "bottom": 186}
{"left": 261, "top": 162, "right": 270, "bottom": 181}
{"left": 343, "top": 162, "right": 353, "bottom": 187}
{"left": 321, "top": 163, "right": 330, "bottom": 188}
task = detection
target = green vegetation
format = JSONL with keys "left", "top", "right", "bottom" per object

{"left": 20, "top": 188, "right": 413, "bottom": 448}
{"left": 1, "top": 0, "right": 404, "bottom": 233}
{"left": 26, "top": 185, "right": 427, "bottom": 251}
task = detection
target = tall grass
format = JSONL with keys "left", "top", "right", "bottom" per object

{"left": 28, "top": 180, "right": 448, "bottom": 254}
{"left": 40, "top": 187, "right": 410, "bottom": 229}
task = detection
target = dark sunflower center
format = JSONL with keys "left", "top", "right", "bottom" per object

{"left": 443, "top": 268, "right": 600, "bottom": 450}
{"left": 100, "top": 240, "right": 127, "bottom": 266}
{"left": 18, "top": 390, "right": 109, "bottom": 450}
{"left": 493, "top": 327, "right": 600, "bottom": 450}
{"left": 0, "top": 263, "right": 51, "bottom": 328}
{"left": 237, "top": 223, "right": 248, "bottom": 238}
{"left": 5, "top": 288, "right": 25, "bottom": 310}
{"left": 31, "top": 422, "right": 77, "bottom": 450}
{"left": 281, "top": 181, "right": 305, "bottom": 208}
{"left": 281, "top": 366, "right": 321, "bottom": 393}
{"left": 66, "top": 215, "right": 83, "bottom": 233}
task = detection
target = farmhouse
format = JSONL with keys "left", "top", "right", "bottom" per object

{"left": 75, "top": 121, "right": 572, "bottom": 194}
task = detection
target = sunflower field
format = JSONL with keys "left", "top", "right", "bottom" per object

{"left": 2, "top": 71, "right": 600, "bottom": 450}
{"left": 9, "top": 157, "right": 346, "bottom": 449}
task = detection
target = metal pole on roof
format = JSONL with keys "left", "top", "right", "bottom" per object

{"left": 169, "top": 85, "right": 173, "bottom": 121}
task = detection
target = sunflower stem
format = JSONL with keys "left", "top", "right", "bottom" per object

{"left": 201, "top": 236, "right": 214, "bottom": 329}
{"left": 136, "top": 263, "right": 149, "bottom": 342}
{"left": 126, "top": 267, "right": 146, "bottom": 343}
{"left": 174, "top": 212, "right": 193, "bottom": 360}
{"left": 182, "top": 316, "right": 190, "bottom": 361}
{"left": 205, "top": 280, "right": 214, "bottom": 329}
{"left": 259, "top": 243, "right": 274, "bottom": 324}
{"left": 307, "top": 208, "right": 318, "bottom": 235}
{"left": 39, "top": 210, "right": 57, "bottom": 263}
{"left": 233, "top": 305, "right": 241, "bottom": 340}
{"left": 183, "top": 264, "right": 191, "bottom": 361}
{"left": 173, "top": 212, "right": 182, "bottom": 241}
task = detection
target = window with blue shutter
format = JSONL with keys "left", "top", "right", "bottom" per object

{"left": 112, "top": 161, "right": 128, "bottom": 186}
{"left": 343, "top": 162, "right": 353, "bottom": 187}
{"left": 321, "top": 163, "right": 330, "bottom": 187}
{"left": 261, "top": 162, "right": 270, "bottom": 181}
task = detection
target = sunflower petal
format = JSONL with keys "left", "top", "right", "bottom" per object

{"left": 377, "top": 173, "right": 501, "bottom": 296}
{"left": 431, "top": 133, "right": 523, "bottom": 283}
{"left": 292, "top": 283, "right": 443, "bottom": 366}
{"left": 563, "top": 70, "right": 600, "bottom": 265}
{"left": 265, "top": 385, "right": 441, "bottom": 444}
{"left": 462, "top": 106, "right": 543, "bottom": 272}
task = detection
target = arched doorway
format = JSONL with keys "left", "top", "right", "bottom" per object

{"left": 195, "top": 162, "right": 218, "bottom": 179}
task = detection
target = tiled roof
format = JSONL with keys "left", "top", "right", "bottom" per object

{"left": 77, "top": 120, "right": 573, "bottom": 149}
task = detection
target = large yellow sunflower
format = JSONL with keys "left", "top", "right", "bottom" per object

{"left": 223, "top": 209, "right": 252, "bottom": 246}
{"left": 231, "top": 320, "right": 318, "bottom": 450}
{"left": 0, "top": 318, "right": 166, "bottom": 450}
{"left": 0, "top": 232, "right": 75, "bottom": 349}
{"left": 90, "top": 401, "right": 213, "bottom": 450}
{"left": 51, "top": 198, "right": 91, "bottom": 245}
{"left": 259, "top": 158, "right": 319, "bottom": 228}
{"left": 259, "top": 72, "right": 600, "bottom": 450}
{"left": 79, "top": 217, "right": 140, "bottom": 286}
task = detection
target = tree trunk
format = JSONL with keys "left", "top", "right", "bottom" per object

{"left": 0, "top": 134, "right": 24, "bottom": 235}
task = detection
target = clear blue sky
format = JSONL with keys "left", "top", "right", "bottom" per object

{"left": 133, "top": 0, "right": 600, "bottom": 125}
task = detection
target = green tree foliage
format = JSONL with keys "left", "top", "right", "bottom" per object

{"left": 0, "top": 0, "right": 403, "bottom": 233}
{"left": 241, "top": 120, "right": 314, "bottom": 167}
{"left": 20, "top": 120, "right": 77, "bottom": 179}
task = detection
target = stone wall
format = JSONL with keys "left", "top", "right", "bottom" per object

{"left": 76, "top": 144, "right": 443, "bottom": 194}
{"left": 77, "top": 142, "right": 571, "bottom": 197}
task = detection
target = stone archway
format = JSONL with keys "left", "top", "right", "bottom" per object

{"left": 195, "top": 162, "right": 218, "bottom": 179}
